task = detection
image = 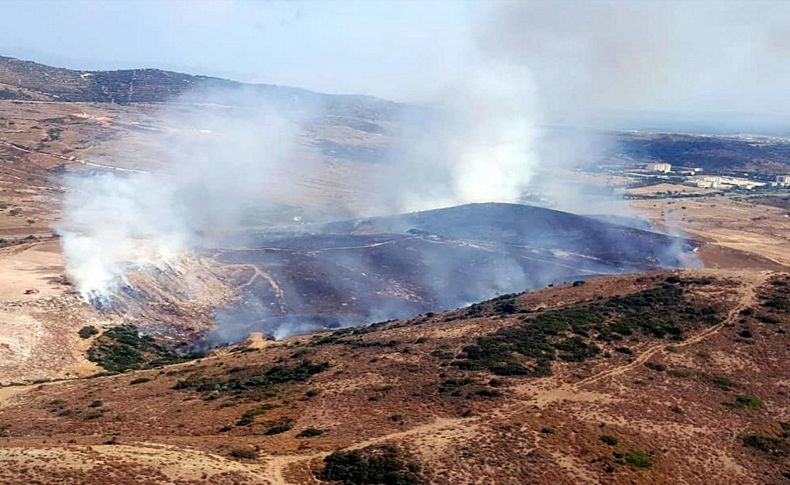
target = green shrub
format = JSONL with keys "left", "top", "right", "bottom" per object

{"left": 727, "top": 394, "right": 763, "bottom": 411}
{"left": 229, "top": 448, "right": 257, "bottom": 460}
{"left": 305, "top": 389, "right": 320, "bottom": 398}
{"left": 756, "top": 314, "right": 780, "bottom": 324}
{"left": 601, "top": 435, "right": 619, "bottom": 446}
{"left": 174, "top": 360, "right": 329, "bottom": 397}
{"left": 762, "top": 298, "right": 789, "bottom": 311}
{"left": 644, "top": 362, "right": 666, "bottom": 372}
{"left": 236, "top": 404, "right": 278, "bottom": 426}
{"left": 667, "top": 369, "right": 692, "bottom": 378}
{"left": 319, "top": 445, "right": 421, "bottom": 484}
{"left": 701, "top": 374, "right": 738, "bottom": 391}
{"left": 297, "top": 427, "right": 325, "bottom": 438}
{"left": 618, "top": 450, "right": 652, "bottom": 468}
{"left": 742, "top": 434, "right": 788, "bottom": 456}
{"left": 78, "top": 326, "right": 99, "bottom": 339}
{"left": 470, "top": 388, "right": 502, "bottom": 398}
{"left": 129, "top": 377, "right": 151, "bottom": 385}
{"left": 453, "top": 284, "right": 717, "bottom": 377}
{"left": 264, "top": 420, "right": 293, "bottom": 435}
{"left": 87, "top": 325, "right": 192, "bottom": 373}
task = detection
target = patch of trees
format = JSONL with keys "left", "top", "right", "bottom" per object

{"left": 319, "top": 445, "right": 422, "bottom": 485}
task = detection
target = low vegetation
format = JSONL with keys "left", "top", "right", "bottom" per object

{"left": 173, "top": 360, "right": 330, "bottom": 397}
{"left": 727, "top": 394, "right": 763, "bottom": 411}
{"left": 297, "top": 427, "right": 325, "bottom": 438}
{"left": 742, "top": 434, "right": 789, "bottom": 457}
{"left": 453, "top": 282, "right": 720, "bottom": 376}
{"left": 77, "top": 325, "right": 99, "bottom": 339}
{"left": 228, "top": 447, "right": 257, "bottom": 460}
{"left": 601, "top": 435, "right": 619, "bottom": 446}
{"left": 319, "top": 445, "right": 422, "bottom": 485}
{"left": 264, "top": 420, "right": 293, "bottom": 435}
{"left": 87, "top": 326, "right": 193, "bottom": 373}
{"left": 236, "top": 404, "right": 279, "bottom": 426}
{"left": 616, "top": 450, "right": 653, "bottom": 468}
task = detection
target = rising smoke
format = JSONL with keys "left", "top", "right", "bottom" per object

{"left": 368, "top": 60, "right": 540, "bottom": 213}
{"left": 57, "top": 89, "right": 306, "bottom": 300}
{"left": 56, "top": 0, "right": 759, "bottom": 338}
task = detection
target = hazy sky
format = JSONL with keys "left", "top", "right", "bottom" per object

{"left": 0, "top": 0, "right": 481, "bottom": 101}
{"left": 2, "top": 0, "right": 790, "bottom": 121}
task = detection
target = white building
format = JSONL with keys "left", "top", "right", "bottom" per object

{"left": 776, "top": 175, "right": 790, "bottom": 186}
{"left": 645, "top": 162, "right": 672, "bottom": 173}
{"left": 690, "top": 175, "right": 721, "bottom": 188}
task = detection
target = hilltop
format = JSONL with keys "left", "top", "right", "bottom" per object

{"left": 0, "top": 55, "right": 402, "bottom": 120}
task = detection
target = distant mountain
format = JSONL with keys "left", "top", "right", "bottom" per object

{"left": 0, "top": 55, "right": 403, "bottom": 120}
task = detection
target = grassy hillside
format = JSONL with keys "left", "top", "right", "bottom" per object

{"left": 0, "top": 270, "right": 786, "bottom": 484}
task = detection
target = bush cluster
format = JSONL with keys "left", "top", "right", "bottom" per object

{"left": 319, "top": 445, "right": 422, "bottom": 485}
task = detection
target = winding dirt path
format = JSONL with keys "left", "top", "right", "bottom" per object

{"left": 577, "top": 271, "right": 767, "bottom": 387}
{"left": 264, "top": 417, "right": 468, "bottom": 485}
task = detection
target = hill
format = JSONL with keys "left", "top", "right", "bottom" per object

{"left": 613, "top": 132, "right": 790, "bottom": 174}
{"left": 0, "top": 269, "right": 786, "bottom": 484}
{"left": 201, "top": 202, "right": 696, "bottom": 342}
{"left": 0, "top": 55, "right": 402, "bottom": 121}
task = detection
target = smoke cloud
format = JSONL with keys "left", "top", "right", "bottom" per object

{"left": 477, "top": 0, "right": 790, "bottom": 124}
{"left": 367, "top": 60, "right": 540, "bottom": 213}
{"left": 57, "top": 89, "right": 306, "bottom": 300}
{"left": 55, "top": 0, "right": 746, "bottom": 337}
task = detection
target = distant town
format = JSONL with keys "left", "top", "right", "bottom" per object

{"left": 600, "top": 161, "right": 790, "bottom": 199}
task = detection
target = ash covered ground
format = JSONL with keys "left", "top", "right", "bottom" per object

{"left": 202, "top": 202, "right": 697, "bottom": 343}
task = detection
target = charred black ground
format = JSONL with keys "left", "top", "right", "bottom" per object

{"left": 204, "top": 203, "right": 697, "bottom": 343}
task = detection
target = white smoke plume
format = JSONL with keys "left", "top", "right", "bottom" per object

{"left": 57, "top": 89, "right": 305, "bottom": 300}
{"left": 369, "top": 60, "right": 540, "bottom": 213}
{"left": 56, "top": 0, "right": 778, "bottom": 303}
{"left": 57, "top": 61, "right": 545, "bottom": 301}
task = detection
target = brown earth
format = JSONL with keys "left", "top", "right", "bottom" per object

{"left": 1, "top": 92, "right": 790, "bottom": 484}
{"left": 0, "top": 269, "right": 786, "bottom": 484}
{"left": 630, "top": 195, "right": 790, "bottom": 269}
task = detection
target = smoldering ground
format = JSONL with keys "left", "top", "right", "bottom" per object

{"left": 57, "top": 1, "right": 755, "bottom": 343}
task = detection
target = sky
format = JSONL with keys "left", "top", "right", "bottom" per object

{"left": 0, "top": 0, "right": 481, "bottom": 101}
{"left": 2, "top": 0, "right": 790, "bottom": 125}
